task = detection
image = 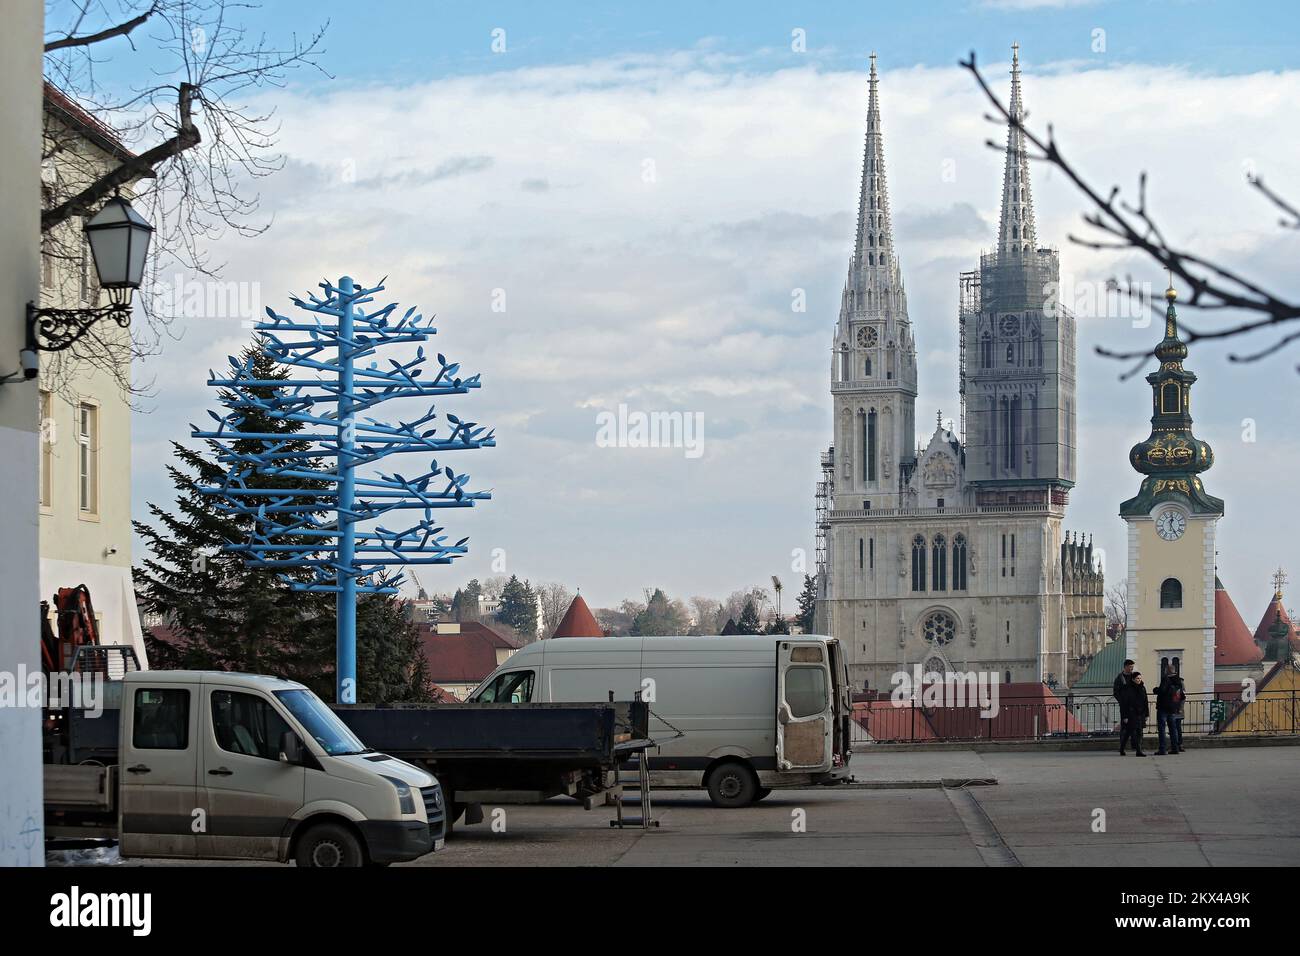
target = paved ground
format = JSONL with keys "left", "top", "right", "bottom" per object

{"left": 417, "top": 746, "right": 1300, "bottom": 867}
{"left": 52, "top": 745, "right": 1300, "bottom": 867}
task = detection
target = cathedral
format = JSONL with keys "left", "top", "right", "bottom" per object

{"left": 814, "top": 47, "right": 1105, "bottom": 692}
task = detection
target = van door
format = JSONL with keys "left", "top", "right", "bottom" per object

{"left": 199, "top": 685, "right": 306, "bottom": 860}
{"left": 775, "top": 642, "right": 833, "bottom": 773}
{"left": 119, "top": 685, "right": 200, "bottom": 858}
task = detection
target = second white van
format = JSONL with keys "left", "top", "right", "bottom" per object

{"left": 470, "top": 634, "right": 852, "bottom": 807}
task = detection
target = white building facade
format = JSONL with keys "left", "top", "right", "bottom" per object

{"left": 816, "top": 48, "right": 1089, "bottom": 693}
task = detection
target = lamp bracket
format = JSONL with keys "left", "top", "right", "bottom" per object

{"left": 26, "top": 300, "right": 132, "bottom": 353}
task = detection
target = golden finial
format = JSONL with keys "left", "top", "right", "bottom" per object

{"left": 1165, "top": 268, "right": 1177, "bottom": 302}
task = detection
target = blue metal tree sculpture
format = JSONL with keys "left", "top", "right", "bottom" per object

{"left": 194, "top": 276, "right": 493, "bottom": 702}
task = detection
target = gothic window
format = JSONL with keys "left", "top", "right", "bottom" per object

{"left": 980, "top": 331, "right": 992, "bottom": 369}
{"left": 952, "top": 534, "right": 968, "bottom": 591}
{"left": 840, "top": 344, "right": 849, "bottom": 382}
{"left": 932, "top": 535, "right": 947, "bottom": 591}
{"left": 865, "top": 357, "right": 872, "bottom": 377}
{"left": 924, "top": 656, "right": 946, "bottom": 677}
{"left": 1005, "top": 343, "right": 1014, "bottom": 364}
{"left": 1001, "top": 397, "right": 1011, "bottom": 469}
{"left": 1160, "top": 578, "right": 1183, "bottom": 609}
{"left": 868, "top": 253, "right": 874, "bottom": 265}
{"left": 923, "top": 612, "right": 955, "bottom": 646}
{"left": 865, "top": 410, "right": 877, "bottom": 482}
{"left": 911, "top": 535, "right": 927, "bottom": 593}
{"left": 1010, "top": 395, "right": 1021, "bottom": 471}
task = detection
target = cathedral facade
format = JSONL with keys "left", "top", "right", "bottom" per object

{"left": 815, "top": 47, "right": 1102, "bottom": 693}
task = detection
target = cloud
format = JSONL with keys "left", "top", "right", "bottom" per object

{"left": 132, "top": 50, "right": 1300, "bottom": 611}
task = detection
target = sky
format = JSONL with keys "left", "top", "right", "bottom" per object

{"left": 87, "top": 0, "right": 1300, "bottom": 615}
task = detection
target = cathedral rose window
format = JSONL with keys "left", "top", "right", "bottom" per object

{"left": 923, "top": 611, "right": 956, "bottom": 645}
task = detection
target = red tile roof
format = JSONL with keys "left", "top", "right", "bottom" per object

{"left": 1215, "top": 580, "right": 1264, "bottom": 665}
{"left": 416, "top": 621, "right": 518, "bottom": 685}
{"left": 1252, "top": 592, "right": 1300, "bottom": 653}
{"left": 551, "top": 594, "right": 604, "bottom": 638}
{"left": 43, "top": 81, "right": 137, "bottom": 162}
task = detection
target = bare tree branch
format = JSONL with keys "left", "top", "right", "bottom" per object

{"left": 960, "top": 50, "right": 1300, "bottom": 374}
{"left": 44, "top": 2, "right": 159, "bottom": 52}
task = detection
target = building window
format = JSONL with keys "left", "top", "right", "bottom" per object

{"left": 980, "top": 332, "right": 992, "bottom": 369}
{"left": 869, "top": 537, "right": 874, "bottom": 571}
{"left": 911, "top": 535, "right": 926, "bottom": 593}
{"left": 1160, "top": 381, "right": 1180, "bottom": 415}
{"left": 952, "top": 534, "right": 967, "bottom": 591}
{"left": 78, "top": 403, "right": 98, "bottom": 515}
{"left": 39, "top": 390, "right": 53, "bottom": 509}
{"left": 932, "top": 535, "right": 947, "bottom": 592}
{"left": 1160, "top": 578, "right": 1182, "bottom": 609}
{"left": 859, "top": 538, "right": 864, "bottom": 570}
{"left": 1010, "top": 534, "right": 1015, "bottom": 577}
{"left": 864, "top": 357, "right": 872, "bottom": 377}
{"left": 923, "top": 611, "right": 955, "bottom": 646}
{"left": 866, "top": 409, "right": 877, "bottom": 482}
{"left": 1004, "top": 671, "right": 1012, "bottom": 684}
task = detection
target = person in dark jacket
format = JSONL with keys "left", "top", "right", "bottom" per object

{"left": 1119, "top": 672, "right": 1150, "bottom": 756}
{"left": 1113, "top": 659, "right": 1136, "bottom": 753}
{"left": 1155, "top": 666, "right": 1186, "bottom": 755}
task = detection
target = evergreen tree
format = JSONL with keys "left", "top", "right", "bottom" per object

{"left": 765, "top": 616, "right": 791, "bottom": 635}
{"left": 737, "top": 598, "right": 762, "bottom": 635}
{"left": 495, "top": 575, "right": 532, "bottom": 632}
{"left": 795, "top": 574, "right": 818, "bottom": 633}
{"left": 134, "top": 339, "right": 334, "bottom": 688}
{"left": 356, "top": 593, "right": 431, "bottom": 703}
{"left": 632, "top": 588, "right": 689, "bottom": 635}
{"left": 134, "top": 337, "right": 430, "bottom": 702}
{"left": 457, "top": 579, "right": 483, "bottom": 622}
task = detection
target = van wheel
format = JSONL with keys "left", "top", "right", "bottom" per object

{"left": 754, "top": 787, "right": 773, "bottom": 802}
{"left": 706, "top": 762, "right": 758, "bottom": 808}
{"left": 295, "top": 823, "right": 364, "bottom": 868}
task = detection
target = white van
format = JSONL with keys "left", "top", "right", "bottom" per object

{"left": 469, "top": 635, "right": 852, "bottom": 807}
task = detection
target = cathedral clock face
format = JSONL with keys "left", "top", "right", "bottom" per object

{"left": 999, "top": 315, "right": 1020, "bottom": 337}
{"left": 856, "top": 326, "right": 878, "bottom": 348}
{"left": 1155, "top": 509, "right": 1186, "bottom": 541}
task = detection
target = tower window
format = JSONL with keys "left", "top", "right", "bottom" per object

{"left": 1160, "top": 578, "right": 1183, "bottom": 609}
{"left": 932, "top": 535, "right": 947, "bottom": 592}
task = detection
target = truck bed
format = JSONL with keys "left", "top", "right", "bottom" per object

{"left": 332, "top": 700, "right": 649, "bottom": 765}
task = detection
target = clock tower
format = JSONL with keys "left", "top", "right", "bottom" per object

{"left": 1120, "top": 283, "right": 1224, "bottom": 694}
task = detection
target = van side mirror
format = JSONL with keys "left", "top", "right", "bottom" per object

{"left": 279, "top": 731, "right": 303, "bottom": 765}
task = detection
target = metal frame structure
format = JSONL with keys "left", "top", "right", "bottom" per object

{"left": 194, "top": 276, "right": 493, "bottom": 702}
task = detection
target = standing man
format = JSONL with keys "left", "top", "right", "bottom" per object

{"left": 1155, "top": 664, "right": 1186, "bottom": 755}
{"left": 1113, "top": 659, "right": 1135, "bottom": 754}
{"left": 1120, "top": 672, "right": 1150, "bottom": 756}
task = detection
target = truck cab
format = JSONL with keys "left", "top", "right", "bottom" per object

{"left": 48, "top": 670, "right": 445, "bottom": 867}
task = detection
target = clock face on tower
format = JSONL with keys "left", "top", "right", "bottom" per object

{"left": 1155, "top": 508, "right": 1186, "bottom": 541}
{"left": 856, "top": 326, "right": 878, "bottom": 348}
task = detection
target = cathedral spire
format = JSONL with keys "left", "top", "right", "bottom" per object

{"left": 997, "top": 42, "right": 1037, "bottom": 258}
{"left": 845, "top": 52, "right": 904, "bottom": 320}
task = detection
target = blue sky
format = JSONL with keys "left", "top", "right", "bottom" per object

{"left": 79, "top": 0, "right": 1300, "bottom": 618}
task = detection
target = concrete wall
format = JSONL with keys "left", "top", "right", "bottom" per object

{"left": 0, "top": 0, "right": 46, "bottom": 865}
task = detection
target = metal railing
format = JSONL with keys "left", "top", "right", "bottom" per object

{"left": 851, "top": 690, "right": 1300, "bottom": 745}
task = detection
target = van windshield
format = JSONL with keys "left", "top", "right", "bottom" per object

{"left": 274, "top": 689, "right": 368, "bottom": 756}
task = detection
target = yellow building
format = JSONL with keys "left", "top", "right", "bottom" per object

{"left": 37, "top": 83, "right": 146, "bottom": 662}
{"left": 1120, "top": 285, "right": 1222, "bottom": 695}
{"left": 1223, "top": 661, "right": 1300, "bottom": 734}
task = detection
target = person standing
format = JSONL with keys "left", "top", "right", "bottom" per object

{"left": 1119, "top": 671, "right": 1150, "bottom": 756}
{"left": 1155, "top": 666, "right": 1186, "bottom": 755}
{"left": 1113, "top": 659, "right": 1135, "bottom": 754}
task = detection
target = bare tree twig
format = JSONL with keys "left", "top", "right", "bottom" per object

{"left": 960, "top": 51, "right": 1300, "bottom": 374}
